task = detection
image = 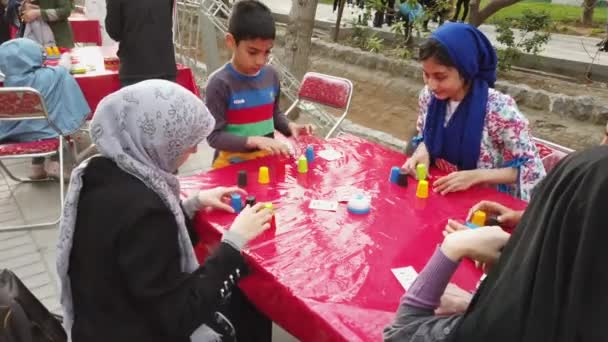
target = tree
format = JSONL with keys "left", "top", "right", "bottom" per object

{"left": 581, "top": 0, "right": 597, "bottom": 27}
{"left": 285, "top": 0, "right": 319, "bottom": 81}
{"left": 467, "top": 0, "right": 522, "bottom": 26}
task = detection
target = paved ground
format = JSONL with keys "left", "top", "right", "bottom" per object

{"left": 0, "top": 143, "right": 297, "bottom": 341}
{"left": 261, "top": 0, "right": 608, "bottom": 67}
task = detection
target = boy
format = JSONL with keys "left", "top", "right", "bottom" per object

{"left": 205, "top": 0, "right": 313, "bottom": 169}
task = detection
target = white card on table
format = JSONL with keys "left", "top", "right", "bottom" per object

{"left": 309, "top": 200, "right": 339, "bottom": 212}
{"left": 391, "top": 266, "right": 419, "bottom": 291}
{"left": 318, "top": 149, "right": 342, "bottom": 161}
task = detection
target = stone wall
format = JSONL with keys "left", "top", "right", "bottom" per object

{"left": 298, "top": 37, "right": 608, "bottom": 124}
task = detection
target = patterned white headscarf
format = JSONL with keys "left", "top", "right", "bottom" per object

{"left": 56, "top": 80, "right": 219, "bottom": 341}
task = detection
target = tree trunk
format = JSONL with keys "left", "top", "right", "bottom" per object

{"left": 468, "top": 0, "right": 521, "bottom": 26}
{"left": 582, "top": 0, "right": 597, "bottom": 27}
{"left": 467, "top": 0, "right": 482, "bottom": 25}
{"left": 333, "top": 0, "right": 347, "bottom": 42}
{"left": 285, "top": 0, "right": 319, "bottom": 82}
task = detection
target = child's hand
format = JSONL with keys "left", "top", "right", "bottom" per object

{"left": 246, "top": 136, "right": 290, "bottom": 157}
{"left": 441, "top": 226, "right": 510, "bottom": 263}
{"left": 230, "top": 203, "right": 273, "bottom": 243}
{"left": 197, "top": 186, "right": 247, "bottom": 213}
{"left": 401, "top": 142, "right": 430, "bottom": 178}
{"left": 288, "top": 122, "right": 314, "bottom": 138}
{"left": 467, "top": 201, "right": 522, "bottom": 227}
{"left": 434, "top": 169, "right": 484, "bottom": 195}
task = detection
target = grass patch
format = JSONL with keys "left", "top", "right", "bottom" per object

{"left": 317, "top": 0, "right": 608, "bottom": 27}
{"left": 483, "top": 0, "right": 608, "bottom": 26}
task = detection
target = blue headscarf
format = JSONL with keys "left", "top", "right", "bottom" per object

{"left": 0, "top": 38, "right": 90, "bottom": 142}
{"left": 423, "top": 23, "right": 497, "bottom": 170}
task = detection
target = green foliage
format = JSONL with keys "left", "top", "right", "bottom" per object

{"left": 366, "top": 34, "right": 385, "bottom": 52}
{"left": 349, "top": 18, "right": 369, "bottom": 49}
{"left": 366, "top": 0, "right": 387, "bottom": 11}
{"left": 495, "top": 10, "right": 552, "bottom": 71}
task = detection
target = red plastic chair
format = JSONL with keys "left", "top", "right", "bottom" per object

{"left": 0, "top": 87, "right": 68, "bottom": 232}
{"left": 533, "top": 137, "right": 574, "bottom": 173}
{"left": 284, "top": 72, "right": 354, "bottom": 139}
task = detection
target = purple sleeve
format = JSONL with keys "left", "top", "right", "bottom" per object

{"left": 271, "top": 73, "right": 292, "bottom": 137}
{"left": 205, "top": 77, "right": 251, "bottom": 153}
{"left": 403, "top": 247, "right": 460, "bottom": 310}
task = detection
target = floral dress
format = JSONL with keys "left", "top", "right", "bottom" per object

{"left": 415, "top": 86, "right": 546, "bottom": 201}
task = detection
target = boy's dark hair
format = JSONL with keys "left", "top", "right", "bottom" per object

{"left": 418, "top": 38, "right": 455, "bottom": 68}
{"left": 228, "top": 0, "right": 276, "bottom": 44}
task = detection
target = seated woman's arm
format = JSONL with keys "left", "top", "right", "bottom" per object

{"left": 384, "top": 227, "right": 510, "bottom": 342}
{"left": 384, "top": 247, "right": 463, "bottom": 341}
{"left": 118, "top": 207, "right": 247, "bottom": 338}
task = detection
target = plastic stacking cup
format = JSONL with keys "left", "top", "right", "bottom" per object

{"left": 245, "top": 196, "right": 256, "bottom": 207}
{"left": 258, "top": 166, "right": 270, "bottom": 184}
{"left": 305, "top": 145, "right": 315, "bottom": 163}
{"left": 397, "top": 171, "right": 408, "bottom": 187}
{"left": 297, "top": 156, "right": 308, "bottom": 174}
{"left": 389, "top": 166, "right": 400, "bottom": 183}
{"left": 471, "top": 210, "right": 487, "bottom": 227}
{"left": 416, "top": 163, "right": 428, "bottom": 181}
{"left": 230, "top": 193, "right": 242, "bottom": 213}
{"left": 416, "top": 180, "right": 429, "bottom": 198}
{"left": 237, "top": 170, "right": 247, "bottom": 187}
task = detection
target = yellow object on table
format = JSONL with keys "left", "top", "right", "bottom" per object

{"left": 212, "top": 150, "right": 270, "bottom": 169}
{"left": 258, "top": 166, "right": 270, "bottom": 184}
{"left": 416, "top": 180, "right": 429, "bottom": 199}
{"left": 471, "top": 210, "right": 487, "bottom": 227}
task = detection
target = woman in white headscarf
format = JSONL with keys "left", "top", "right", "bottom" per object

{"left": 57, "top": 79, "right": 273, "bottom": 342}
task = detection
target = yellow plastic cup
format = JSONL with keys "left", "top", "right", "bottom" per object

{"left": 471, "top": 210, "right": 487, "bottom": 227}
{"left": 297, "top": 156, "right": 308, "bottom": 173}
{"left": 416, "top": 180, "right": 429, "bottom": 199}
{"left": 258, "top": 166, "right": 270, "bottom": 184}
{"left": 416, "top": 163, "right": 427, "bottom": 181}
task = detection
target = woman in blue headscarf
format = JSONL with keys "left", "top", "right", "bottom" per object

{"left": 401, "top": 23, "right": 545, "bottom": 201}
{"left": 0, "top": 38, "right": 90, "bottom": 179}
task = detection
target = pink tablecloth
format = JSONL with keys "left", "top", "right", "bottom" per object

{"left": 72, "top": 64, "right": 199, "bottom": 114}
{"left": 180, "top": 134, "right": 527, "bottom": 342}
{"left": 0, "top": 65, "right": 199, "bottom": 115}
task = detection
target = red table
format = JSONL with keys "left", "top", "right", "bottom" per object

{"left": 69, "top": 14, "right": 102, "bottom": 46}
{"left": 180, "top": 134, "right": 527, "bottom": 342}
{"left": 73, "top": 64, "right": 199, "bottom": 114}
{"left": 9, "top": 14, "right": 102, "bottom": 46}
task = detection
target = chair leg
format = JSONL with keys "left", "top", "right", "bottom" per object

{"left": 325, "top": 109, "right": 350, "bottom": 139}
{"left": 0, "top": 145, "right": 65, "bottom": 232}
{"left": 0, "top": 160, "right": 48, "bottom": 183}
{"left": 59, "top": 139, "right": 65, "bottom": 208}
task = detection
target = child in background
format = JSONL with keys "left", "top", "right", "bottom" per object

{"left": 402, "top": 23, "right": 545, "bottom": 201}
{"left": 205, "top": 0, "right": 313, "bottom": 169}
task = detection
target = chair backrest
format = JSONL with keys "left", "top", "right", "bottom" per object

{"left": 0, "top": 87, "right": 50, "bottom": 121}
{"left": 298, "top": 72, "right": 353, "bottom": 110}
{"left": 533, "top": 137, "right": 574, "bottom": 173}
